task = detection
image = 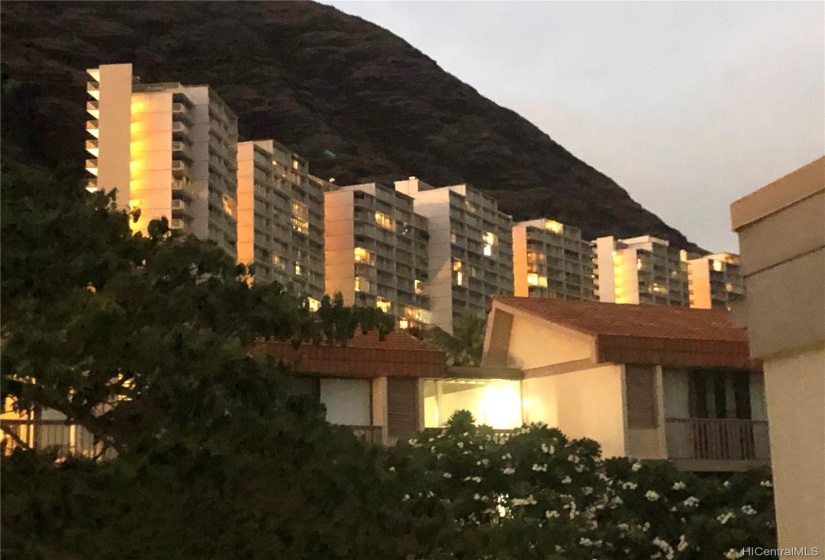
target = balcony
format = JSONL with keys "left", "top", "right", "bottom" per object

{"left": 1, "top": 418, "right": 115, "bottom": 460}
{"left": 85, "top": 158, "right": 99, "bottom": 176}
{"left": 665, "top": 418, "right": 770, "bottom": 471}
{"left": 169, "top": 218, "right": 185, "bottom": 230}
{"left": 350, "top": 425, "right": 385, "bottom": 445}
{"left": 171, "top": 179, "right": 193, "bottom": 197}
{"left": 86, "top": 81, "right": 100, "bottom": 99}
{"left": 86, "top": 120, "right": 100, "bottom": 138}
{"left": 86, "top": 100, "right": 99, "bottom": 118}
{"left": 171, "top": 198, "right": 190, "bottom": 215}
{"left": 172, "top": 121, "right": 189, "bottom": 135}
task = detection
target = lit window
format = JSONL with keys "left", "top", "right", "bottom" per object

{"left": 456, "top": 271, "right": 464, "bottom": 286}
{"left": 376, "top": 298, "right": 392, "bottom": 313}
{"left": 374, "top": 211, "right": 394, "bottom": 230}
{"left": 292, "top": 159, "right": 299, "bottom": 170}
{"left": 453, "top": 260, "right": 463, "bottom": 272}
{"left": 414, "top": 279, "right": 424, "bottom": 295}
{"left": 354, "top": 247, "right": 372, "bottom": 263}
{"left": 545, "top": 220, "right": 563, "bottom": 234}
{"left": 450, "top": 233, "right": 457, "bottom": 244}
{"left": 482, "top": 232, "right": 497, "bottom": 246}
{"left": 637, "top": 259, "right": 642, "bottom": 270}
{"left": 527, "top": 273, "right": 539, "bottom": 286}
{"left": 307, "top": 298, "right": 321, "bottom": 312}
{"left": 398, "top": 319, "right": 409, "bottom": 329}
{"left": 222, "top": 195, "right": 237, "bottom": 219}
{"left": 712, "top": 260, "right": 724, "bottom": 272}
{"left": 483, "top": 245, "right": 493, "bottom": 257}
{"left": 294, "top": 262, "right": 302, "bottom": 276}
{"left": 354, "top": 276, "right": 361, "bottom": 292}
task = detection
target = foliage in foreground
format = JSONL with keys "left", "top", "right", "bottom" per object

{"left": 1, "top": 162, "right": 775, "bottom": 559}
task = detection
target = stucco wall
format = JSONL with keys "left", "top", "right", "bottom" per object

{"left": 320, "top": 378, "right": 371, "bottom": 426}
{"left": 505, "top": 312, "right": 592, "bottom": 370}
{"left": 523, "top": 364, "right": 627, "bottom": 458}
{"left": 763, "top": 347, "right": 825, "bottom": 553}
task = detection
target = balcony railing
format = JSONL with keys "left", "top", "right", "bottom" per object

{"left": 1, "top": 419, "right": 115, "bottom": 460}
{"left": 665, "top": 418, "right": 770, "bottom": 462}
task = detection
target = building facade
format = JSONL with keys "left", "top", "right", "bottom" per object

{"left": 235, "top": 138, "right": 325, "bottom": 298}
{"left": 395, "top": 178, "right": 514, "bottom": 334}
{"left": 595, "top": 235, "right": 690, "bottom": 306}
{"left": 512, "top": 219, "right": 596, "bottom": 300}
{"left": 687, "top": 252, "right": 744, "bottom": 310}
{"left": 731, "top": 156, "right": 825, "bottom": 554}
{"left": 86, "top": 63, "right": 239, "bottom": 259}
{"left": 325, "top": 183, "right": 430, "bottom": 328}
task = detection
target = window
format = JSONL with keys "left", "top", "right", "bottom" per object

{"left": 544, "top": 220, "right": 564, "bottom": 234}
{"left": 414, "top": 279, "right": 424, "bottom": 295}
{"left": 376, "top": 298, "right": 392, "bottom": 314}
{"left": 354, "top": 247, "right": 373, "bottom": 265}
{"left": 625, "top": 366, "right": 658, "bottom": 429}
{"left": 374, "top": 211, "right": 394, "bottom": 231}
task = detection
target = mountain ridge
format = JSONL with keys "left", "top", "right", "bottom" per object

{"left": 0, "top": 1, "right": 702, "bottom": 252}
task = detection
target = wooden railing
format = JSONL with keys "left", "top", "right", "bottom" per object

{"left": 665, "top": 418, "right": 770, "bottom": 462}
{"left": 1, "top": 419, "right": 116, "bottom": 460}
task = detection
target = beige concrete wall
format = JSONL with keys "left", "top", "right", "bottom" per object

{"left": 130, "top": 92, "right": 173, "bottom": 234}
{"left": 323, "top": 190, "right": 356, "bottom": 304}
{"left": 512, "top": 224, "right": 529, "bottom": 297}
{"left": 235, "top": 142, "right": 256, "bottom": 267}
{"left": 687, "top": 259, "right": 712, "bottom": 309}
{"left": 731, "top": 156, "right": 825, "bottom": 556}
{"left": 505, "top": 311, "right": 593, "bottom": 370}
{"left": 763, "top": 348, "right": 825, "bottom": 552}
{"left": 595, "top": 237, "right": 617, "bottom": 303}
{"left": 93, "top": 64, "right": 133, "bottom": 206}
{"left": 523, "top": 364, "right": 627, "bottom": 458}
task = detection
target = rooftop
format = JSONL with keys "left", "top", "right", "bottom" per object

{"left": 493, "top": 296, "right": 757, "bottom": 369}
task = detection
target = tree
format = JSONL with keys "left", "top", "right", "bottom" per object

{"left": 424, "top": 312, "right": 486, "bottom": 366}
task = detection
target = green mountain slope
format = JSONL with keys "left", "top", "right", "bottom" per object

{"left": 0, "top": 1, "right": 700, "bottom": 250}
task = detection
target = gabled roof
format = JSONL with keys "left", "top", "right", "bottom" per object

{"left": 493, "top": 296, "right": 758, "bottom": 370}
{"left": 254, "top": 330, "right": 447, "bottom": 378}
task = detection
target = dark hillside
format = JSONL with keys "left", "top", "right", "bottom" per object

{"left": 0, "top": 1, "right": 700, "bottom": 251}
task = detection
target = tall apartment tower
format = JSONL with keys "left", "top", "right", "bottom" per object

{"left": 325, "top": 183, "right": 430, "bottom": 329}
{"left": 235, "top": 139, "right": 325, "bottom": 299}
{"left": 595, "top": 235, "right": 690, "bottom": 306}
{"left": 395, "top": 178, "right": 514, "bottom": 334}
{"left": 512, "top": 219, "right": 597, "bottom": 300}
{"left": 686, "top": 252, "right": 744, "bottom": 310}
{"left": 85, "top": 63, "right": 239, "bottom": 259}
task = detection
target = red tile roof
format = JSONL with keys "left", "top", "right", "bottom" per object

{"left": 494, "top": 296, "right": 759, "bottom": 370}
{"left": 253, "top": 330, "right": 447, "bottom": 378}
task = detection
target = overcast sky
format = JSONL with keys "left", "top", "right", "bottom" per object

{"left": 322, "top": 1, "right": 824, "bottom": 253}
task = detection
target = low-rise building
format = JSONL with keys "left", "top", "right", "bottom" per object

{"left": 395, "top": 178, "right": 514, "bottom": 334}
{"left": 86, "top": 63, "right": 239, "bottom": 259}
{"left": 595, "top": 235, "right": 690, "bottom": 307}
{"left": 731, "top": 156, "right": 825, "bottom": 553}
{"left": 480, "top": 296, "right": 769, "bottom": 471}
{"left": 512, "top": 219, "right": 596, "bottom": 300}
{"left": 687, "top": 252, "right": 744, "bottom": 310}
{"left": 325, "top": 183, "right": 431, "bottom": 328}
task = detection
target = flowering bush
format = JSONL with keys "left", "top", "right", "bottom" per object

{"left": 386, "top": 411, "right": 776, "bottom": 560}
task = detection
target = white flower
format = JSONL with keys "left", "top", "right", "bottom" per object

{"left": 622, "top": 481, "right": 638, "bottom": 490}
{"left": 724, "top": 549, "right": 744, "bottom": 559}
{"left": 631, "top": 461, "right": 642, "bottom": 472}
{"left": 388, "top": 466, "right": 396, "bottom": 472}
{"left": 583, "top": 486, "right": 593, "bottom": 495}
{"left": 760, "top": 480, "right": 773, "bottom": 488}
{"left": 568, "top": 454, "right": 580, "bottom": 464}
{"left": 741, "top": 505, "right": 757, "bottom": 516}
{"left": 642, "top": 522, "right": 650, "bottom": 532}
{"left": 457, "top": 442, "right": 464, "bottom": 448}
{"left": 611, "top": 496, "right": 624, "bottom": 506}
{"left": 575, "top": 463, "right": 586, "bottom": 472}
{"left": 677, "top": 535, "right": 688, "bottom": 552}
{"left": 723, "top": 480, "right": 730, "bottom": 488}
{"left": 561, "top": 475, "right": 572, "bottom": 484}
{"left": 402, "top": 494, "right": 410, "bottom": 501}
{"left": 579, "top": 537, "right": 594, "bottom": 546}
{"left": 717, "top": 512, "right": 736, "bottom": 525}
{"left": 545, "top": 510, "right": 560, "bottom": 518}
{"left": 473, "top": 493, "right": 481, "bottom": 500}
{"left": 672, "top": 481, "right": 687, "bottom": 491}
{"left": 531, "top": 463, "right": 548, "bottom": 472}
{"left": 617, "top": 523, "right": 629, "bottom": 531}
{"left": 443, "top": 472, "right": 452, "bottom": 479}
{"left": 502, "top": 467, "right": 515, "bottom": 475}
{"left": 501, "top": 453, "right": 512, "bottom": 460}
{"left": 683, "top": 496, "right": 700, "bottom": 507}
{"left": 645, "top": 490, "right": 660, "bottom": 502}
{"left": 472, "top": 476, "right": 482, "bottom": 483}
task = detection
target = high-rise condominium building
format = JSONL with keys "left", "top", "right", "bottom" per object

{"left": 686, "top": 252, "right": 744, "bottom": 310}
{"left": 236, "top": 139, "right": 325, "bottom": 298}
{"left": 595, "top": 235, "right": 690, "bottom": 307}
{"left": 512, "top": 219, "right": 597, "bottom": 300}
{"left": 395, "top": 178, "right": 514, "bottom": 334}
{"left": 325, "top": 183, "right": 430, "bottom": 329}
{"left": 85, "top": 63, "right": 238, "bottom": 259}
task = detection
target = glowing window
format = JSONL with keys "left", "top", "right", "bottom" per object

{"left": 456, "top": 271, "right": 464, "bottom": 286}
{"left": 453, "top": 260, "right": 463, "bottom": 272}
{"left": 712, "top": 260, "right": 724, "bottom": 272}
{"left": 294, "top": 262, "right": 302, "bottom": 276}
{"left": 307, "top": 298, "right": 321, "bottom": 312}
{"left": 544, "top": 220, "right": 563, "bottom": 234}
{"left": 414, "top": 279, "right": 424, "bottom": 295}
{"left": 482, "top": 232, "right": 497, "bottom": 246}
{"left": 483, "top": 245, "right": 493, "bottom": 257}
{"left": 376, "top": 298, "right": 392, "bottom": 313}
{"left": 375, "top": 211, "right": 394, "bottom": 230}
{"left": 354, "top": 247, "right": 372, "bottom": 264}
{"left": 398, "top": 319, "right": 410, "bottom": 329}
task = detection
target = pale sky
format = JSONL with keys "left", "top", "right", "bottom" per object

{"left": 322, "top": 1, "right": 824, "bottom": 252}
